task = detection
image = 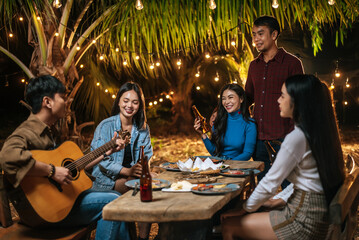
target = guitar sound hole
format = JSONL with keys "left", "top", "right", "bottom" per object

{"left": 63, "top": 158, "right": 80, "bottom": 180}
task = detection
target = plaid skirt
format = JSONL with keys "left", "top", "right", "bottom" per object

{"left": 269, "top": 189, "right": 329, "bottom": 240}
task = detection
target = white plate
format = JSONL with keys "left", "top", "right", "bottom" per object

{"left": 162, "top": 184, "right": 197, "bottom": 193}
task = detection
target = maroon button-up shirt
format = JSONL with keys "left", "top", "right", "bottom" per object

{"left": 245, "top": 48, "right": 304, "bottom": 140}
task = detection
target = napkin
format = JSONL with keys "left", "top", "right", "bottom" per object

{"left": 177, "top": 157, "right": 223, "bottom": 172}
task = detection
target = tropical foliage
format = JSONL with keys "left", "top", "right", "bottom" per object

{"left": 0, "top": 0, "right": 358, "bottom": 136}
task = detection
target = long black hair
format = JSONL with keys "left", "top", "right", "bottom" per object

{"left": 212, "top": 83, "right": 251, "bottom": 156}
{"left": 285, "top": 74, "right": 344, "bottom": 206}
{"left": 111, "top": 82, "right": 147, "bottom": 129}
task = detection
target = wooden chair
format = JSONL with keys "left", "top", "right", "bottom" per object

{"left": 326, "top": 154, "right": 359, "bottom": 240}
{"left": 263, "top": 140, "right": 282, "bottom": 165}
{"left": 0, "top": 169, "right": 96, "bottom": 240}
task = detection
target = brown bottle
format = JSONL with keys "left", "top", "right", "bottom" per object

{"left": 192, "top": 105, "right": 212, "bottom": 139}
{"left": 139, "top": 147, "right": 152, "bottom": 202}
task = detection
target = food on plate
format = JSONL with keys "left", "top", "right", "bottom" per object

{"left": 170, "top": 180, "right": 193, "bottom": 190}
{"left": 213, "top": 184, "right": 226, "bottom": 189}
{"left": 192, "top": 184, "right": 213, "bottom": 191}
{"left": 191, "top": 167, "right": 199, "bottom": 172}
{"left": 199, "top": 169, "right": 220, "bottom": 175}
{"left": 224, "top": 170, "right": 245, "bottom": 175}
{"left": 166, "top": 163, "right": 179, "bottom": 169}
{"left": 152, "top": 179, "right": 162, "bottom": 189}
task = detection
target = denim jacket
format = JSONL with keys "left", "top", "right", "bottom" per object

{"left": 90, "top": 114, "right": 153, "bottom": 190}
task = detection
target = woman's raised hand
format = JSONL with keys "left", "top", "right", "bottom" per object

{"left": 193, "top": 118, "right": 203, "bottom": 134}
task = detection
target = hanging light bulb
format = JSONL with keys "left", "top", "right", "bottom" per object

{"left": 135, "top": 55, "right": 140, "bottom": 60}
{"left": 99, "top": 55, "right": 104, "bottom": 61}
{"left": 37, "top": 16, "right": 41, "bottom": 20}
{"left": 328, "top": 0, "right": 335, "bottom": 5}
{"left": 330, "top": 79, "right": 335, "bottom": 90}
{"left": 209, "top": 0, "right": 216, "bottom": 10}
{"left": 115, "top": 48, "right": 120, "bottom": 52}
{"left": 334, "top": 60, "right": 340, "bottom": 78}
{"left": 156, "top": 61, "right": 161, "bottom": 66}
{"left": 272, "top": 0, "right": 279, "bottom": 8}
{"left": 170, "top": 91, "right": 174, "bottom": 95}
{"left": 123, "top": 59, "right": 128, "bottom": 66}
{"left": 346, "top": 78, "right": 350, "bottom": 88}
{"left": 80, "top": 64, "right": 84, "bottom": 68}
{"left": 154, "top": 101, "right": 158, "bottom": 105}
{"left": 176, "top": 59, "right": 182, "bottom": 66}
{"left": 195, "top": 72, "right": 200, "bottom": 78}
{"left": 196, "top": 86, "right": 201, "bottom": 90}
{"left": 76, "top": 45, "right": 80, "bottom": 51}
{"left": 54, "top": 32, "right": 59, "bottom": 37}
{"left": 214, "top": 72, "right": 219, "bottom": 82}
{"left": 166, "top": 95, "right": 170, "bottom": 99}
{"left": 105, "top": 89, "right": 109, "bottom": 93}
{"left": 96, "top": 82, "right": 100, "bottom": 86}
{"left": 53, "top": 0, "right": 62, "bottom": 8}
{"left": 92, "top": 40, "right": 96, "bottom": 44}
{"left": 344, "top": 101, "right": 348, "bottom": 105}
{"left": 21, "top": 78, "right": 25, "bottom": 83}
{"left": 149, "top": 102, "right": 153, "bottom": 106}
{"left": 135, "top": 0, "right": 144, "bottom": 10}
{"left": 217, "top": 94, "right": 220, "bottom": 98}
{"left": 205, "top": 52, "right": 211, "bottom": 59}
{"left": 150, "top": 63, "right": 155, "bottom": 69}
{"left": 112, "top": 94, "right": 116, "bottom": 99}
{"left": 9, "top": 33, "right": 13, "bottom": 38}
{"left": 231, "top": 39, "right": 236, "bottom": 47}
{"left": 19, "top": 17, "right": 24, "bottom": 21}
{"left": 159, "top": 98, "right": 163, "bottom": 102}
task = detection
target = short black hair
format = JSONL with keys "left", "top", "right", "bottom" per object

{"left": 25, "top": 75, "right": 66, "bottom": 114}
{"left": 253, "top": 15, "right": 280, "bottom": 37}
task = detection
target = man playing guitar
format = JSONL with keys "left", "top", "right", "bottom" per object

{"left": 0, "top": 75, "right": 130, "bottom": 240}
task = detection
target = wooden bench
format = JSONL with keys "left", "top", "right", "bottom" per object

{"left": 0, "top": 170, "right": 96, "bottom": 240}
{"left": 326, "top": 154, "right": 359, "bottom": 240}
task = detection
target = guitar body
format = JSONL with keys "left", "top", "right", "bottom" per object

{"left": 19, "top": 141, "right": 93, "bottom": 224}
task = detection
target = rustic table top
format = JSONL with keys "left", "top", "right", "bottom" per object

{"left": 103, "top": 160, "right": 263, "bottom": 222}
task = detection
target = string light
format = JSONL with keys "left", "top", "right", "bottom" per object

{"left": 99, "top": 55, "right": 104, "bottom": 60}
{"left": 176, "top": 59, "right": 182, "bottom": 66}
{"left": 154, "top": 101, "right": 158, "bottom": 105}
{"left": 135, "top": 55, "right": 140, "bottom": 60}
{"left": 272, "top": 0, "right": 279, "bottom": 8}
{"left": 112, "top": 94, "right": 116, "bottom": 99}
{"left": 195, "top": 71, "right": 200, "bottom": 77}
{"left": 344, "top": 101, "right": 348, "bottom": 105}
{"left": 96, "top": 82, "right": 100, "bottom": 86}
{"left": 166, "top": 95, "right": 170, "bottom": 99}
{"left": 80, "top": 64, "right": 84, "bottom": 68}
{"left": 205, "top": 52, "right": 211, "bottom": 59}
{"left": 54, "top": 32, "right": 59, "bottom": 36}
{"left": 218, "top": 94, "right": 220, "bottom": 98}
{"left": 9, "top": 33, "right": 13, "bottom": 38}
{"left": 123, "top": 59, "right": 128, "bottom": 66}
{"left": 92, "top": 40, "right": 96, "bottom": 44}
{"left": 159, "top": 98, "right": 163, "bottom": 102}
{"left": 156, "top": 61, "right": 161, "bottom": 66}
{"left": 170, "top": 91, "right": 174, "bottom": 95}
{"left": 21, "top": 78, "right": 25, "bottom": 83}
{"left": 115, "top": 48, "right": 120, "bottom": 52}
{"left": 196, "top": 86, "right": 201, "bottom": 90}
{"left": 252, "top": 42, "right": 256, "bottom": 47}
{"left": 19, "top": 17, "right": 24, "bottom": 21}
{"left": 328, "top": 0, "right": 335, "bottom": 5}
{"left": 149, "top": 63, "right": 155, "bottom": 69}
{"left": 37, "top": 16, "right": 41, "bottom": 20}
{"left": 149, "top": 102, "right": 153, "bottom": 106}
{"left": 105, "top": 89, "right": 109, "bottom": 93}
{"left": 209, "top": 0, "right": 217, "bottom": 10}
{"left": 135, "top": 0, "right": 144, "bottom": 10}
{"left": 76, "top": 45, "right": 80, "bottom": 51}
{"left": 334, "top": 60, "right": 340, "bottom": 78}
{"left": 53, "top": 0, "right": 62, "bottom": 8}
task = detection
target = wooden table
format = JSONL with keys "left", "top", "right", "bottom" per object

{"left": 103, "top": 160, "right": 263, "bottom": 240}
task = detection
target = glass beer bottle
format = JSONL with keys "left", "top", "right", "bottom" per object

{"left": 192, "top": 105, "right": 212, "bottom": 139}
{"left": 140, "top": 147, "right": 152, "bottom": 202}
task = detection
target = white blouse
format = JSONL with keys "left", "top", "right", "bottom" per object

{"left": 243, "top": 126, "right": 323, "bottom": 212}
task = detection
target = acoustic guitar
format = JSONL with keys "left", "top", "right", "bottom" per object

{"left": 18, "top": 130, "right": 130, "bottom": 225}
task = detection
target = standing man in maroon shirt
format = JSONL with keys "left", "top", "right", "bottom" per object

{"left": 245, "top": 16, "right": 304, "bottom": 186}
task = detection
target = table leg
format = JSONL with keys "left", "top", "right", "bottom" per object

{"left": 158, "top": 220, "right": 212, "bottom": 240}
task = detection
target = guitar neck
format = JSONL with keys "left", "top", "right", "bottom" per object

{"left": 71, "top": 139, "right": 117, "bottom": 170}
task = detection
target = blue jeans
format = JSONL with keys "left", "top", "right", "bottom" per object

{"left": 253, "top": 139, "right": 290, "bottom": 189}
{"left": 52, "top": 189, "right": 130, "bottom": 240}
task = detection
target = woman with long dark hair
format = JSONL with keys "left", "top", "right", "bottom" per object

{"left": 194, "top": 83, "right": 257, "bottom": 160}
{"left": 221, "top": 74, "right": 345, "bottom": 239}
{"left": 90, "top": 81, "right": 152, "bottom": 193}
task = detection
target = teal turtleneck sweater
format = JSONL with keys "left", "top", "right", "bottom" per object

{"left": 203, "top": 111, "right": 257, "bottom": 160}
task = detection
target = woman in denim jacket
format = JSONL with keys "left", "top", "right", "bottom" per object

{"left": 90, "top": 82, "right": 153, "bottom": 194}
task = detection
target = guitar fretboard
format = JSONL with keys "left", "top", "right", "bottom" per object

{"left": 66, "top": 139, "right": 117, "bottom": 171}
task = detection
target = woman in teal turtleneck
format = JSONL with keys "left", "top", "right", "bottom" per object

{"left": 194, "top": 83, "right": 257, "bottom": 160}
